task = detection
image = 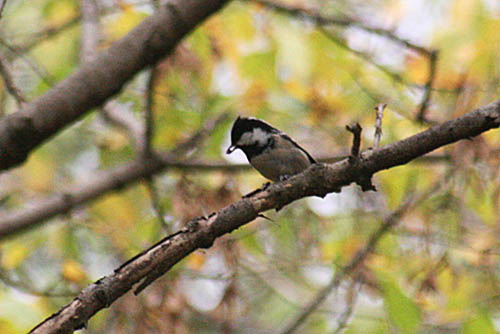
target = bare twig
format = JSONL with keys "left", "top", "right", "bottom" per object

{"left": 0, "top": 54, "right": 26, "bottom": 108}
{"left": 0, "top": 268, "right": 75, "bottom": 298}
{"left": 373, "top": 103, "right": 387, "bottom": 149}
{"left": 14, "top": 16, "right": 81, "bottom": 54}
{"left": 80, "top": 0, "right": 100, "bottom": 64}
{"left": 0, "top": 0, "right": 7, "bottom": 19}
{"left": 280, "top": 188, "right": 432, "bottom": 334}
{"left": 100, "top": 100, "right": 146, "bottom": 151}
{"left": 143, "top": 58, "right": 168, "bottom": 230}
{"left": 251, "top": 0, "right": 432, "bottom": 56}
{"left": 332, "top": 280, "right": 360, "bottom": 334}
{"left": 318, "top": 27, "right": 406, "bottom": 86}
{"left": 79, "top": 0, "right": 146, "bottom": 151}
{"left": 0, "top": 38, "right": 56, "bottom": 86}
{"left": 143, "top": 66, "right": 159, "bottom": 157}
{"left": 145, "top": 178, "right": 170, "bottom": 232}
{"left": 346, "top": 123, "right": 362, "bottom": 158}
{"left": 417, "top": 50, "right": 438, "bottom": 123}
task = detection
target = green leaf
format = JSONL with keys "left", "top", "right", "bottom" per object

{"left": 241, "top": 51, "right": 277, "bottom": 84}
{"left": 379, "top": 276, "right": 421, "bottom": 334}
{"left": 462, "top": 312, "right": 495, "bottom": 334}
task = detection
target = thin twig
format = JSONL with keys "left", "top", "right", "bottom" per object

{"left": 0, "top": 114, "right": 229, "bottom": 239}
{"left": 143, "top": 66, "right": 159, "bottom": 157}
{"left": 14, "top": 16, "right": 81, "bottom": 54}
{"left": 0, "top": 54, "right": 26, "bottom": 108}
{"left": 100, "top": 100, "right": 146, "bottom": 150}
{"left": 79, "top": 0, "right": 146, "bottom": 151}
{"left": 0, "top": 0, "right": 7, "bottom": 19}
{"left": 373, "top": 103, "right": 386, "bottom": 149}
{"left": 80, "top": 0, "right": 99, "bottom": 64}
{"left": 280, "top": 187, "right": 434, "bottom": 334}
{"left": 0, "top": 268, "right": 75, "bottom": 298}
{"left": 417, "top": 50, "right": 438, "bottom": 123}
{"left": 251, "top": 0, "right": 432, "bottom": 56}
{"left": 0, "top": 38, "right": 56, "bottom": 86}
{"left": 145, "top": 178, "right": 170, "bottom": 232}
{"left": 332, "top": 280, "right": 360, "bottom": 334}
{"left": 318, "top": 27, "right": 406, "bottom": 86}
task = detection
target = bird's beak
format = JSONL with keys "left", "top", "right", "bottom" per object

{"left": 226, "top": 145, "right": 236, "bottom": 154}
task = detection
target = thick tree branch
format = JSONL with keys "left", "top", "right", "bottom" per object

{"left": 28, "top": 99, "right": 500, "bottom": 334}
{"left": 0, "top": 0, "right": 230, "bottom": 171}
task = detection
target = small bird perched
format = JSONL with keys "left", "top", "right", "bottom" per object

{"left": 226, "top": 117, "right": 316, "bottom": 182}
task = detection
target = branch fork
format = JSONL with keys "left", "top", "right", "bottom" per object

{"left": 346, "top": 122, "right": 376, "bottom": 191}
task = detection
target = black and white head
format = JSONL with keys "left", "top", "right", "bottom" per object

{"left": 226, "top": 117, "right": 278, "bottom": 155}
{"left": 226, "top": 116, "right": 316, "bottom": 181}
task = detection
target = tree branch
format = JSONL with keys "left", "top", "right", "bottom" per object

{"left": 0, "top": 114, "right": 227, "bottom": 239}
{"left": 1, "top": 100, "right": 498, "bottom": 239}
{"left": 0, "top": 0, "right": 231, "bottom": 171}
{"left": 280, "top": 185, "right": 435, "bottom": 334}
{"left": 0, "top": 0, "right": 7, "bottom": 19}
{"left": 417, "top": 50, "right": 438, "bottom": 123}
{"left": 251, "top": 0, "right": 432, "bottom": 56}
{"left": 28, "top": 99, "right": 500, "bottom": 334}
{"left": 0, "top": 54, "right": 26, "bottom": 107}
{"left": 373, "top": 103, "right": 386, "bottom": 149}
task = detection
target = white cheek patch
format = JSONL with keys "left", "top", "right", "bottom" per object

{"left": 237, "top": 128, "right": 270, "bottom": 146}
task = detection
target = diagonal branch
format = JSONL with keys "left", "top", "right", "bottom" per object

{"left": 12, "top": 16, "right": 81, "bottom": 54}
{"left": 28, "top": 99, "right": 500, "bottom": 334}
{"left": 0, "top": 54, "right": 26, "bottom": 107}
{"left": 0, "top": 114, "right": 227, "bottom": 239}
{"left": 251, "top": 0, "right": 432, "bottom": 56}
{"left": 280, "top": 185, "right": 436, "bottom": 334}
{"left": 0, "top": 0, "right": 7, "bottom": 19}
{"left": 0, "top": 0, "right": 231, "bottom": 171}
{"left": 1, "top": 99, "right": 498, "bottom": 239}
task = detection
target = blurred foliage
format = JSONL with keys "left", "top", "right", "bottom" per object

{"left": 0, "top": 0, "right": 499, "bottom": 333}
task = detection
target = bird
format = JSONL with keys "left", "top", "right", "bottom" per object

{"left": 226, "top": 116, "right": 316, "bottom": 182}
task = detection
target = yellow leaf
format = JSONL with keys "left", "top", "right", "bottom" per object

{"left": 104, "top": 5, "right": 147, "bottom": 42}
{"left": 320, "top": 241, "right": 337, "bottom": 262}
{"left": 405, "top": 55, "right": 429, "bottom": 85}
{"left": 186, "top": 252, "right": 206, "bottom": 270}
{"left": 62, "top": 260, "right": 87, "bottom": 283}
{"left": 23, "top": 154, "right": 55, "bottom": 193}
{"left": 92, "top": 194, "right": 138, "bottom": 228}
{"left": 1, "top": 244, "right": 29, "bottom": 269}
{"left": 44, "top": 0, "right": 77, "bottom": 26}
{"left": 283, "top": 80, "right": 308, "bottom": 101}
{"left": 97, "top": 129, "right": 129, "bottom": 151}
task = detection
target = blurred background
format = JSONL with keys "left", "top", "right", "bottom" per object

{"left": 0, "top": 0, "right": 500, "bottom": 333}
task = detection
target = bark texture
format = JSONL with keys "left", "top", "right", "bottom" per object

{"left": 29, "top": 100, "right": 500, "bottom": 334}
